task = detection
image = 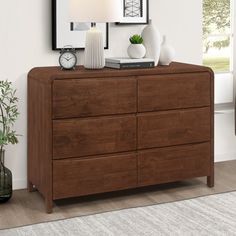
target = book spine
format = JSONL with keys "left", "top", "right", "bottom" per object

{"left": 105, "top": 62, "right": 155, "bottom": 69}
{"left": 106, "top": 58, "right": 154, "bottom": 63}
{"left": 120, "top": 62, "right": 155, "bottom": 69}
{"left": 105, "top": 62, "right": 121, "bottom": 69}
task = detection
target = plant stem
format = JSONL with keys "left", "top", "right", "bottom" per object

{"left": 0, "top": 148, "right": 4, "bottom": 188}
{"left": 0, "top": 102, "right": 5, "bottom": 138}
{"left": 0, "top": 146, "right": 3, "bottom": 168}
{"left": 0, "top": 102, "right": 5, "bottom": 182}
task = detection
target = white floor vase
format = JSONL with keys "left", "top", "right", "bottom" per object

{"left": 141, "top": 21, "right": 162, "bottom": 66}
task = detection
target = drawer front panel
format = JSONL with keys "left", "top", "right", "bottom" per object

{"left": 138, "top": 107, "right": 211, "bottom": 149}
{"left": 53, "top": 116, "right": 136, "bottom": 159}
{"left": 138, "top": 143, "right": 211, "bottom": 186}
{"left": 138, "top": 73, "right": 211, "bottom": 112}
{"left": 53, "top": 78, "right": 136, "bottom": 119}
{"left": 53, "top": 154, "right": 137, "bottom": 199}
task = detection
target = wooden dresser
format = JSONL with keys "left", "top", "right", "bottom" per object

{"left": 28, "top": 62, "right": 214, "bottom": 213}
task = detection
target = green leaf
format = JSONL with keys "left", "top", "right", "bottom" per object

{"left": 0, "top": 79, "right": 20, "bottom": 148}
{"left": 129, "top": 34, "right": 144, "bottom": 44}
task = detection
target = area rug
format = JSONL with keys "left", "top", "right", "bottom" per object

{"left": 1, "top": 191, "right": 236, "bottom": 236}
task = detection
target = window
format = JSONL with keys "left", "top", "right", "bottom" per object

{"left": 203, "top": 0, "right": 234, "bottom": 105}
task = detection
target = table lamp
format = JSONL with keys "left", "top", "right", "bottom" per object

{"left": 69, "top": 0, "right": 122, "bottom": 69}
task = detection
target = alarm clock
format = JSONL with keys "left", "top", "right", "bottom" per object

{"left": 59, "top": 46, "right": 77, "bottom": 70}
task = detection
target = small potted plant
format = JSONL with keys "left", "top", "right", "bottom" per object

{"left": 127, "top": 34, "right": 146, "bottom": 59}
{"left": 0, "top": 80, "right": 19, "bottom": 203}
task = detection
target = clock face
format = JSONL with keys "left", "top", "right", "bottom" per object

{"left": 59, "top": 51, "right": 77, "bottom": 70}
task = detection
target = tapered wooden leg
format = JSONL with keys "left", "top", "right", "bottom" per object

{"left": 207, "top": 175, "right": 214, "bottom": 188}
{"left": 45, "top": 198, "right": 53, "bottom": 214}
{"left": 28, "top": 180, "right": 36, "bottom": 192}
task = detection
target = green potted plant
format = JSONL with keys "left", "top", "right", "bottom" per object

{"left": 128, "top": 34, "right": 146, "bottom": 59}
{"left": 0, "top": 80, "right": 19, "bottom": 203}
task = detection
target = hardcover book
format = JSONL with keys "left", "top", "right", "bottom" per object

{"left": 105, "top": 57, "right": 155, "bottom": 69}
{"left": 106, "top": 57, "right": 154, "bottom": 64}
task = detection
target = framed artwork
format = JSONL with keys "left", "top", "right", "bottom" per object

{"left": 117, "top": 0, "right": 149, "bottom": 25}
{"left": 52, "top": 0, "right": 109, "bottom": 50}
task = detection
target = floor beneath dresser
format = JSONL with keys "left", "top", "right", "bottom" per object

{"left": 1, "top": 160, "right": 236, "bottom": 230}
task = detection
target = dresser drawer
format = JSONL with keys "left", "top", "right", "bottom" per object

{"left": 138, "top": 107, "right": 211, "bottom": 149}
{"left": 53, "top": 78, "right": 136, "bottom": 119}
{"left": 138, "top": 73, "right": 211, "bottom": 112}
{"left": 53, "top": 153, "right": 137, "bottom": 199}
{"left": 138, "top": 143, "right": 211, "bottom": 186}
{"left": 53, "top": 115, "right": 136, "bottom": 159}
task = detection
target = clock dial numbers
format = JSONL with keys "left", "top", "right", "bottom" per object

{"left": 59, "top": 49, "right": 77, "bottom": 70}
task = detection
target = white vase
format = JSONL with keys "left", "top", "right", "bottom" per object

{"left": 127, "top": 44, "right": 146, "bottom": 59}
{"left": 159, "top": 35, "right": 175, "bottom": 66}
{"left": 141, "top": 20, "right": 162, "bottom": 66}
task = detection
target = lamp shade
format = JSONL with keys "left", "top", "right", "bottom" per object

{"left": 69, "top": 0, "right": 122, "bottom": 23}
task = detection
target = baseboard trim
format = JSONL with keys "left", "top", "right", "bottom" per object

{"left": 215, "top": 153, "right": 236, "bottom": 163}
{"left": 13, "top": 179, "right": 27, "bottom": 190}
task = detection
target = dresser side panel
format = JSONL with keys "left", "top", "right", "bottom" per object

{"left": 28, "top": 75, "right": 53, "bottom": 201}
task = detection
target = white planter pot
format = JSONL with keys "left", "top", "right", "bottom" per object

{"left": 127, "top": 44, "right": 146, "bottom": 59}
{"left": 141, "top": 21, "right": 162, "bottom": 66}
{"left": 159, "top": 35, "right": 175, "bottom": 66}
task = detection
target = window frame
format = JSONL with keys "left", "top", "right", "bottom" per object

{"left": 203, "top": 0, "right": 235, "bottom": 108}
{"left": 233, "top": 0, "right": 236, "bottom": 108}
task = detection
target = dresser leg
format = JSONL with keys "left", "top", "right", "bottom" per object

{"left": 207, "top": 175, "right": 214, "bottom": 188}
{"left": 45, "top": 198, "right": 53, "bottom": 214}
{"left": 28, "top": 180, "right": 36, "bottom": 192}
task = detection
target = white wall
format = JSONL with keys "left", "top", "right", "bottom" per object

{"left": 1, "top": 0, "right": 204, "bottom": 190}
{"left": 215, "top": 110, "right": 236, "bottom": 162}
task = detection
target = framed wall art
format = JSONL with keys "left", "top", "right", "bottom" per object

{"left": 52, "top": 0, "right": 109, "bottom": 50}
{"left": 117, "top": 0, "right": 149, "bottom": 25}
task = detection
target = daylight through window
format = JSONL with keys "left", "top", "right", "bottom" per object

{"left": 203, "top": 0, "right": 234, "bottom": 104}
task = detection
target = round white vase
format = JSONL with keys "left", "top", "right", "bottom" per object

{"left": 127, "top": 44, "right": 146, "bottom": 59}
{"left": 159, "top": 35, "right": 175, "bottom": 66}
{"left": 141, "top": 20, "right": 162, "bottom": 66}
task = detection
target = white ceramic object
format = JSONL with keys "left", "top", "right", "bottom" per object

{"left": 84, "top": 27, "right": 105, "bottom": 69}
{"left": 127, "top": 44, "right": 146, "bottom": 59}
{"left": 159, "top": 35, "right": 175, "bottom": 66}
{"left": 141, "top": 20, "right": 162, "bottom": 66}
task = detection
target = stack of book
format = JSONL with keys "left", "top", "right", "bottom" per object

{"left": 105, "top": 57, "right": 155, "bottom": 69}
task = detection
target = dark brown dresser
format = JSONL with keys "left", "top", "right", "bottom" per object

{"left": 28, "top": 62, "right": 214, "bottom": 213}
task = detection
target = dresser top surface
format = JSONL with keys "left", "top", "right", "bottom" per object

{"left": 28, "top": 62, "right": 213, "bottom": 82}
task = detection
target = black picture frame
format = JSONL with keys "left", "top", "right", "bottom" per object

{"left": 116, "top": 0, "right": 149, "bottom": 25}
{"left": 52, "top": 0, "right": 109, "bottom": 51}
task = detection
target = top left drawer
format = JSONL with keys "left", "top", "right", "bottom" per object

{"left": 53, "top": 78, "right": 137, "bottom": 119}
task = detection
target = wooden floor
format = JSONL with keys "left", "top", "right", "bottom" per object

{"left": 1, "top": 160, "right": 236, "bottom": 230}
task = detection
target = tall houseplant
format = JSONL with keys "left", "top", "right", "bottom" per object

{"left": 0, "top": 80, "right": 19, "bottom": 202}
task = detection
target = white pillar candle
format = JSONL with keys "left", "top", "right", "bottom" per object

{"left": 84, "top": 27, "right": 105, "bottom": 69}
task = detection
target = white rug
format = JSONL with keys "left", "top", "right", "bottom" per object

{"left": 1, "top": 192, "right": 236, "bottom": 236}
